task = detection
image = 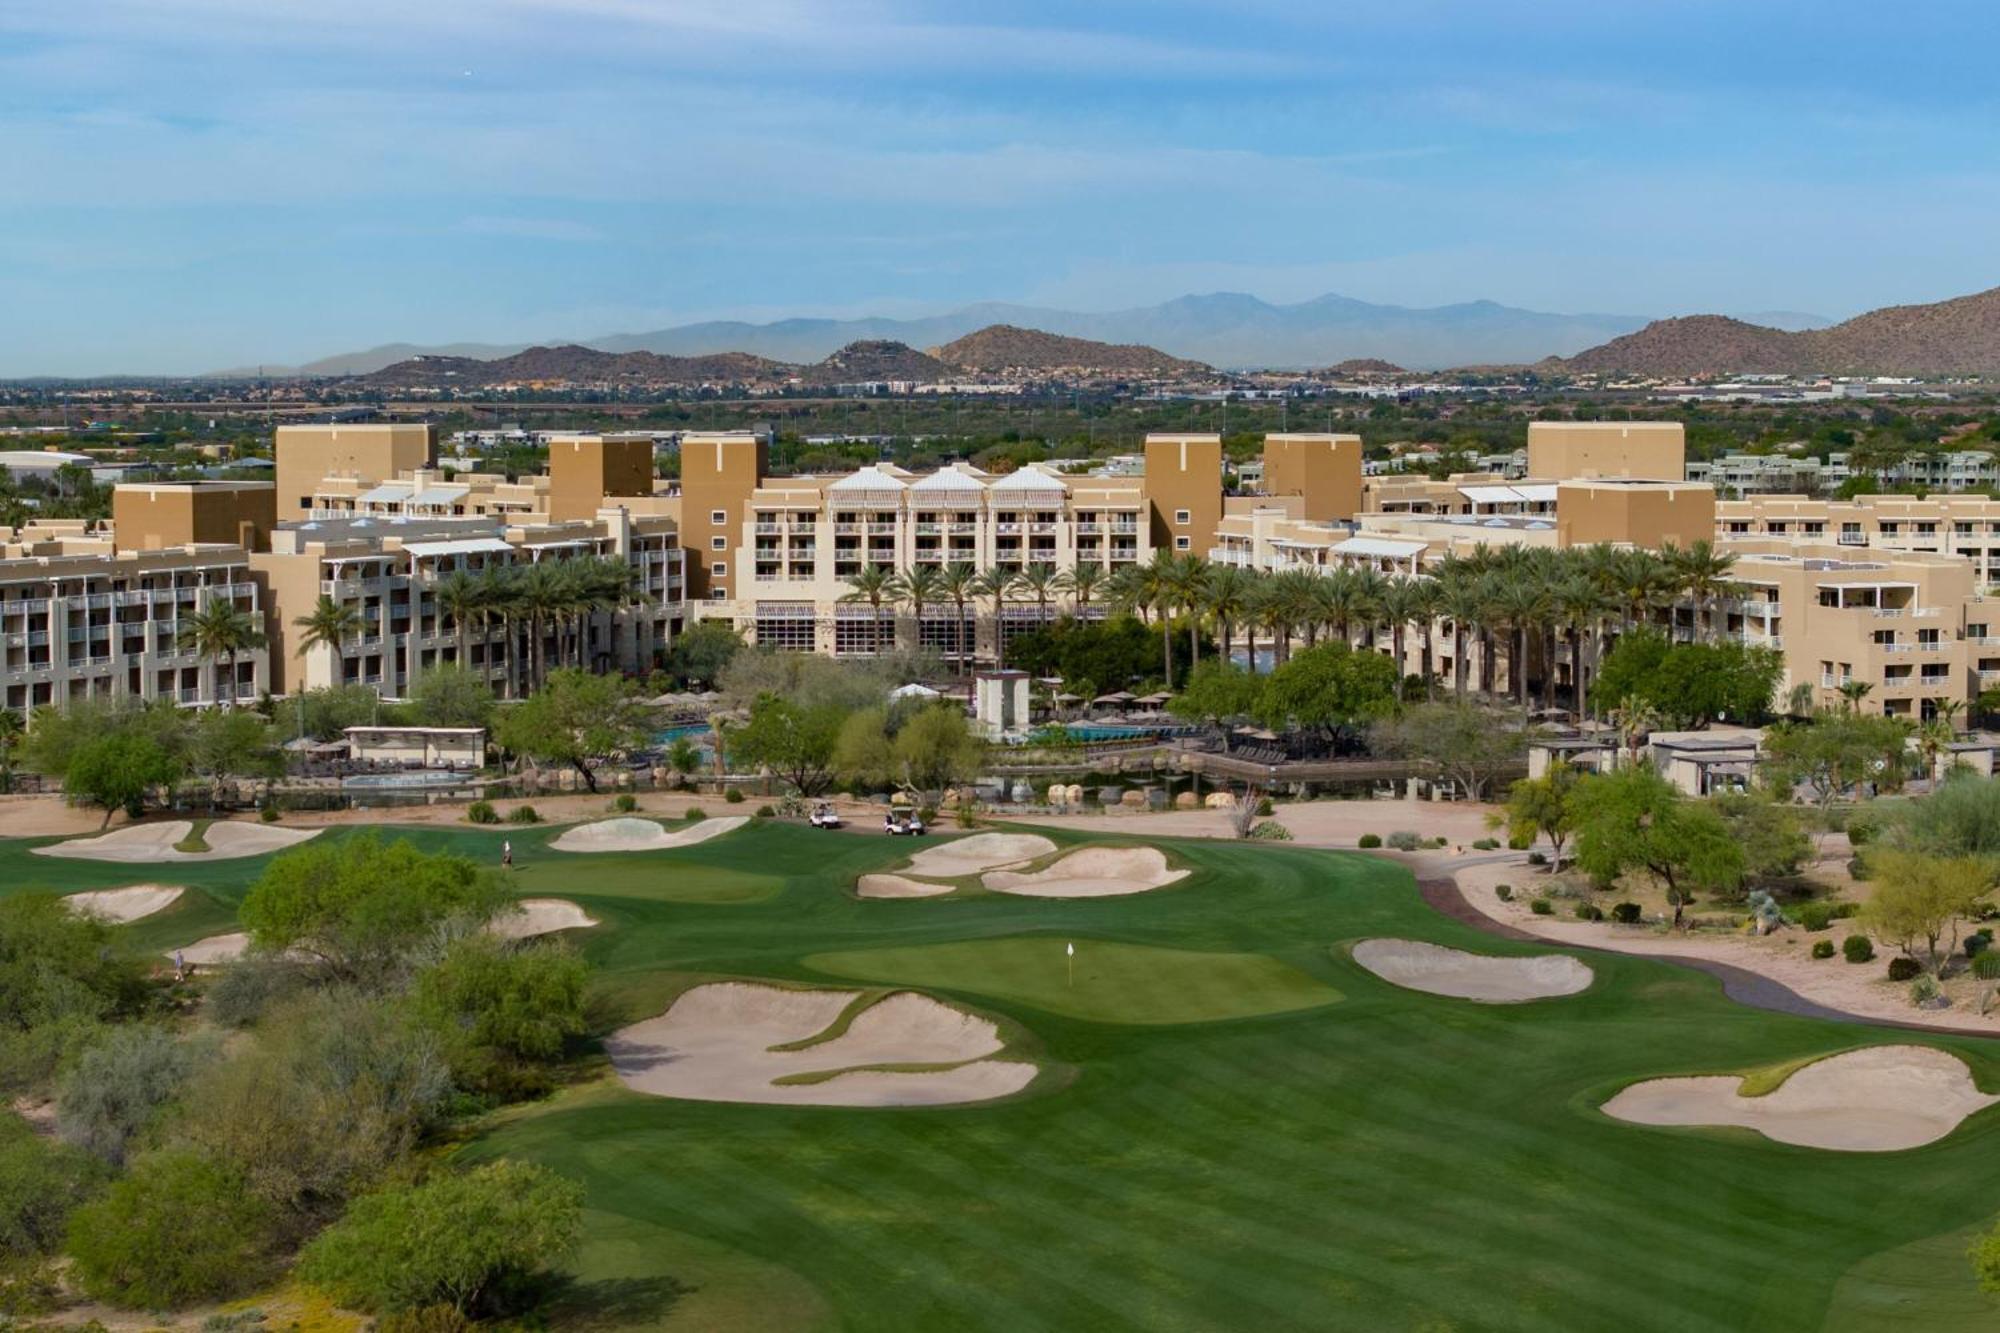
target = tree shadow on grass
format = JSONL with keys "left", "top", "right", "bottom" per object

{"left": 541, "top": 1274, "right": 695, "bottom": 1329}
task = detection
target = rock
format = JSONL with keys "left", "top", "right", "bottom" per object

{"left": 1174, "top": 792, "right": 1199, "bottom": 810}
{"left": 1120, "top": 790, "right": 1147, "bottom": 808}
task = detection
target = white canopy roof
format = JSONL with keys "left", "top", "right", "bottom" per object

{"left": 401, "top": 537, "right": 514, "bottom": 559}
{"left": 908, "top": 464, "right": 989, "bottom": 492}
{"left": 359, "top": 482, "right": 414, "bottom": 504}
{"left": 409, "top": 484, "right": 469, "bottom": 506}
{"left": 827, "top": 465, "right": 907, "bottom": 492}
{"left": 1512, "top": 482, "right": 1560, "bottom": 503}
{"left": 1333, "top": 536, "right": 1427, "bottom": 558}
{"left": 989, "top": 466, "right": 1066, "bottom": 493}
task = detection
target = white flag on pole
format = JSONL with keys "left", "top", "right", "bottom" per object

{"left": 1066, "top": 942, "right": 1074, "bottom": 957}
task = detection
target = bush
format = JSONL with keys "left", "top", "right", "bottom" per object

{"left": 1795, "top": 902, "right": 1834, "bottom": 932}
{"left": 755, "top": 804, "right": 777, "bottom": 818}
{"left": 1845, "top": 816, "right": 1874, "bottom": 847}
{"left": 204, "top": 957, "right": 310, "bottom": 1029}
{"left": 1471, "top": 837, "right": 1499, "bottom": 851}
{"left": 724, "top": 787, "right": 746, "bottom": 805}
{"left": 1847, "top": 856, "right": 1871, "bottom": 881}
{"left": 297, "top": 1160, "right": 584, "bottom": 1318}
{"left": 1968, "top": 933, "right": 1990, "bottom": 959}
{"left": 1828, "top": 901, "right": 1860, "bottom": 920}
{"left": 1842, "top": 934, "right": 1875, "bottom": 963}
{"left": 58, "top": 1026, "right": 211, "bottom": 1166}
{"left": 1610, "top": 902, "right": 1642, "bottom": 925}
{"left": 66, "top": 1150, "right": 274, "bottom": 1308}
{"left": 1811, "top": 939, "right": 1836, "bottom": 960}
{"left": 1573, "top": 902, "right": 1604, "bottom": 922}
{"left": 1246, "top": 821, "right": 1293, "bottom": 841}
{"left": 611, "top": 793, "right": 637, "bottom": 814}
{"left": 1973, "top": 951, "right": 2000, "bottom": 980}
{"left": 1255, "top": 798, "right": 1274, "bottom": 817}
{"left": 1909, "top": 975, "right": 1942, "bottom": 1005}
{"left": 0, "top": 1118, "right": 109, "bottom": 1259}
{"left": 466, "top": 801, "right": 498, "bottom": 826}
{"left": 1527, "top": 851, "right": 1547, "bottom": 866}
{"left": 1494, "top": 884, "right": 1513, "bottom": 901}
{"left": 259, "top": 806, "right": 279, "bottom": 823}
{"left": 1356, "top": 833, "right": 1382, "bottom": 849}
{"left": 506, "top": 805, "right": 540, "bottom": 825}
{"left": 684, "top": 807, "right": 706, "bottom": 822}
{"left": 1886, "top": 956, "right": 1923, "bottom": 982}
{"left": 408, "top": 937, "right": 587, "bottom": 1099}
{"left": 1385, "top": 831, "right": 1420, "bottom": 852}
{"left": 1530, "top": 898, "right": 1554, "bottom": 916}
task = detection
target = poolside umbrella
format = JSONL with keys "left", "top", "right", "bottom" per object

{"left": 890, "top": 682, "right": 942, "bottom": 699}
{"left": 1092, "top": 691, "right": 1135, "bottom": 705}
{"left": 1136, "top": 692, "right": 1173, "bottom": 705}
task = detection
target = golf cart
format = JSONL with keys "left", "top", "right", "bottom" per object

{"left": 808, "top": 803, "right": 843, "bottom": 829}
{"left": 883, "top": 811, "right": 926, "bottom": 836}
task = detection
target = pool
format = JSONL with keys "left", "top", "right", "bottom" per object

{"left": 655, "top": 722, "right": 713, "bottom": 745}
{"left": 342, "top": 772, "right": 488, "bottom": 790}
{"left": 1031, "top": 724, "right": 1162, "bottom": 743}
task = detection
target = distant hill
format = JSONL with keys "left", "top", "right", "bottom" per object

{"left": 222, "top": 291, "right": 1656, "bottom": 377}
{"left": 798, "top": 340, "right": 951, "bottom": 384}
{"left": 360, "top": 344, "right": 787, "bottom": 390}
{"left": 1558, "top": 287, "right": 2000, "bottom": 377}
{"left": 933, "top": 325, "right": 1207, "bottom": 375}
{"left": 1324, "top": 358, "right": 1407, "bottom": 376}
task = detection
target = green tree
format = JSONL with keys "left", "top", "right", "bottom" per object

{"left": 0, "top": 895, "right": 149, "bottom": 1095}
{"left": 276, "top": 683, "right": 385, "bottom": 743}
{"left": 67, "top": 1150, "right": 274, "bottom": 1309}
{"left": 1886, "top": 770, "right": 2000, "bottom": 857}
{"left": 0, "top": 1115, "right": 109, "bottom": 1259}
{"left": 65, "top": 730, "right": 182, "bottom": 827}
{"left": 1169, "top": 661, "right": 1264, "bottom": 748}
{"left": 1500, "top": 759, "right": 1579, "bottom": 868}
{"left": 837, "top": 704, "right": 983, "bottom": 806}
{"left": 57, "top": 1025, "right": 212, "bottom": 1166}
{"left": 406, "top": 664, "right": 497, "bottom": 730}
{"left": 1569, "top": 766, "right": 1744, "bottom": 926}
{"left": 1860, "top": 850, "right": 1993, "bottom": 968}
{"left": 663, "top": 619, "right": 743, "bottom": 688}
{"left": 239, "top": 834, "right": 508, "bottom": 979}
{"left": 1971, "top": 1218, "right": 2000, "bottom": 1294}
{"left": 298, "top": 1160, "right": 584, "bottom": 1317}
{"left": 1254, "top": 642, "right": 1399, "bottom": 734}
{"left": 292, "top": 594, "right": 363, "bottom": 675}
{"left": 1762, "top": 711, "right": 1913, "bottom": 840}
{"left": 176, "top": 595, "right": 267, "bottom": 707}
{"left": 409, "top": 937, "right": 588, "bottom": 1097}
{"left": 1593, "top": 629, "right": 1780, "bottom": 728}
{"left": 492, "top": 668, "right": 657, "bottom": 793}
{"left": 1710, "top": 789, "right": 1812, "bottom": 885}
{"left": 731, "top": 694, "right": 845, "bottom": 796}
{"left": 1369, "top": 701, "right": 1527, "bottom": 802}
{"left": 185, "top": 706, "right": 280, "bottom": 812}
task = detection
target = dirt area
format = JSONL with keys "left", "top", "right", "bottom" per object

{"left": 1601, "top": 1045, "right": 2000, "bottom": 1151}
{"left": 63, "top": 884, "right": 184, "bottom": 923}
{"left": 606, "top": 982, "right": 1035, "bottom": 1107}
{"left": 0, "top": 795, "right": 126, "bottom": 837}
{"left": 984, "top": 846, "right": 1190, "bottom": 898}
{"left": 1350, "top": 937, "right": 1594, "bottom": 1003}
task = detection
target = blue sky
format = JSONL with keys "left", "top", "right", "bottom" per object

{"left": 5, "top": 0, "right": 1999, "bottom": 374}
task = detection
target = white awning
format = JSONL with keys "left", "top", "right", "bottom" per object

{"left": 358, "top": 483, "right": 413, "bottom": 504}
{"left": 1512, "top": 483, "right": 1560, "bottom": 503}
{"left": 1457, "top": 484, "right": 1525, "bottom": 504}
{"left": 401, "top": 537, "right": 514, "bottom": 559}
{"left": 409, "top": 485, "right": 469, "bottom": 506}
{"left": 1333, "top": 536, "right": 1426, "bottom": 558}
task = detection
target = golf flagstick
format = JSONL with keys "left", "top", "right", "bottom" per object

{"left": 1066, "top": 941, "right": 1074, "bottom": 988}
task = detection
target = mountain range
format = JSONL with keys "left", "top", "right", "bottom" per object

{"left": 219, "top": 292, "right": 1669, "bottom": 377}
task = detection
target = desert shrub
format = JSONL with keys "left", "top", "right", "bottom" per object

{"left": 1886, "top": 956, "right": 1923, "bottom": 982}
{"left": 380, "top": 1306, "right": 475, "bottom": 1333}
{"left": 1610, "top": 902, "right": 1642, "bottom": 924}
{"left": 1247, "top": 821, "right": 1293, "bottom": 841}
{"left": 1385, "top": 831, "right": 1420, "bottom": 852}
{"left": 66, "top": 1150, "right": 274, "bottom": 1309}
{"left": 1909, "top": 975, "right": 1942, "bottom": 1005}
{"left": 58, "top": 1026, "right": 212, "bottom": 1166}
{"left": 684, "top": 807, "right": 706, "bottom": 822}
{"left": 506, "top": 805, "right": 540, "bottom": 825}
{"left": 1828, "top": 901, "right": 1860, "bottom": 920}
{"left": 407, "top": 938, "right": 587, "bottom": 1099}
{"left": 1811, "top": 939, "right": 1836, "bottom": 960}
{"left": 611, "top": 793, "right": 637, "bottom": 814}
{"left": 466, "top": 801, "right": 498, "bottom": 825}
{"left": 1847, "top": 856, "right": 1870, "bottom": 881}
{"left": 0, "top": 1117, "right": 109, "bottom": 1259}
{"left": 1494, "top": 884, "right": 1513, "bottom": 901}
{"left": 753, "top": 803, "right": 776, "bottom": 817}
{"left": 1968, "top": 933, "right": 1990, "bottom": 959}
{"left": 1845, "top": 815, "right": 1875, "bottom": 847}
{"left": 918, "top": 807, "right": 938, "bottom": 824}
{"left": 297, "top": 1160, "right": 583, "bottom": 1318}
{"left": 1357, "top": 833, "right": 1381, "bottom": 849}
{"left": 204, "top": 957, "right": 311, "bottom": 1029}
{"left": 1255, "top": 797, "right": 1274, "bottom": 817}
{"left": 1530, "top": 898, "right": 1553, "bottom": 916}
{"left": 1973, "top": 951, "right": 2000, "bottom": 980}
{"left": 1842, "top": 934, "right": 1875, "bottom": 964}
{"left": 1472, "top": 837, "right": 1499, "bottom": 851}
{"left": 259, "top": 805, "right": 279, "bottom": 823}
{"left": 724, "top": 787, "right": 746, "bottom": 805}
{"left": 1427, "top": 837, "right": 1449, "bottom": 849}
{"left": 1527, "top": 851, "right": 1548, "bottom": 866}
{"left": 1795, "top": 902, "right": 1834, "bottom": 932}
{"left": 1573, "top": 902, "right": 1603, "bottom": 922}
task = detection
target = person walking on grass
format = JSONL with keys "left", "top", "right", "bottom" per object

{"left": 502, "top": 839, "right": 513, "bottom": 870}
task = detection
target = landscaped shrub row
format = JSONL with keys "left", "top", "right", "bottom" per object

{"left": 1842, "top": 935, "right": 1875, "bottom": 964}
{"left": 1471, "top": 838, "right": 1499, "bottom": 851}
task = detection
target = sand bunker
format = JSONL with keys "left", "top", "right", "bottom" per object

{"left": 35, "top": 821, "right": 320, "bottom": 863}
{"left": 607, "top": 981, "right": 1036, "bottom": 1108}
{"left": 1603, "top": 1045, "right": 2000, "bottom": 1152}
{"left": 64, "top": 885, "right": 183, "bottom": 924}
{"left": 983, "top": 846, "right": 1189, "bottom": 899}
{"left": 489, "top": 898, "right": 598, "bottom": 940}
{"left": 856, "top": 874, "right": 957, "bottom": 900}
{"left": 550, "top": 815, "right": 748, "bottom": 854}
{"left": 169, "top": 933, "right": 250, "bottom": 966}
{"left": 901, "top": 832, "right": 1056, "bottom": 878}
{"left": 1351, "top": 938, "right": 1594, "bottom": 1003}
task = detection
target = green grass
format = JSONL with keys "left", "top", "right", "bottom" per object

{"left": 172, "top": 818, "right": 212, "bottom": 854}
{"left": 10, "top": 817, "right": 2000, "bottom": 1330}
{"left": 806, "top": 936, "right": 1340, "bottom": 1024}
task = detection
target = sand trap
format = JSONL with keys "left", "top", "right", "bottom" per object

{"left": 489, "top": 898, "right": 599, "bottom": 939}
{"left": 606, "top": 981, "right": 1036, "bottom": 1108}
{"left": 856, "top": 874, "right": 957, "bottom": 899}
{"left": 1351, "top": 938, "right": 1594, "bottom": 1003}
{"left": 983, "top": 846, "right": 1189, "bottom": 899}
{"left": 35, "top": 821, "right": 320, "bottom": 863}
{"left": 1603, "top": 1045, "right": 2000, "bottom": 1152}
{"left": 901, "top": 832, "right": 1056, "bottom": 878}
{"left": 64, "top": 884, "right": 183, "bottom": 924}
{"left": 169, "top": 932, "right": 250, "bottom": 966}
{"left": 550, "top": 815, "right": 748, "bottom": 854}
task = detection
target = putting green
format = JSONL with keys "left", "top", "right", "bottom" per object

{"left": 806, "top": 936, "right": 1341, "bottom": 1025}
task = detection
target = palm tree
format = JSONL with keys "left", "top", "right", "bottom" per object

{"left": 291, "top": 594, "right": 361, "bottom": 695}
{"left": 179, "top": 595, "right": 267, "bottom": 707}
{"left": 1668, "top": 539, "right": 1738, "bottom": 642}
{"left": 1068, "top": 563, "right": 1105, "bottom": 622}
{"left": 1916, "top": 718, "right": 1955, "bottom": 783}
{"left": 1484, "top": 576, "right": 1549, "bottom": 715}
{"left": 1438, "top": 578, "right": 1484, "bottom": 701}
{"left": 938, "top": 562, "right": 981, "bottom": 673}
{"left": 1159, "top": 553, "right": 1212, "bottom": 678}
{"left": 1012, "top": 563, "right": 1069, "bottom": 630}
{"left": 1408, "top": 577, "right": 1444, "bottom": 699}
{"left": 1552, "top": 576, "right": 1609, "bottom": 721}
{"left": 893, "top": 564, "right": 948, "bottom": 657}
{"left": 1837, "top": 679, "right": 1874, "bottom": 713}
{"left": 1609, "top": 695, "right": 1659, "bottom": 768}
{"left": 515, "top": 560, "right": 570, "bottom": 691}
{"left": 1202, "top": 565, "right": 1255, "bottom": 669}
{"left": 1610, "top": 548, "right": 1674, "bottom": 633}
{"left": 479, "top": 565, "right": 524, "bottom": 697}
{"left": 840, "top": 563, "right": 898, "bottom": 656}
{"left": 1268, "top": 570, "right": 1320, "bottom": 665}
{"left": 1376, "top": 577, "right": 1420, "bottom": 688}
{"left": 971, "top": 566, "right": 1017, "bottom": 670}
{"left": 433, "top": 569, "right": 484, "bottom": 670}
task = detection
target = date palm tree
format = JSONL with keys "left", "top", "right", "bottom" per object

{"left": 1668, "top": 539, "right": 1738, "bottom": 642}
{"left": 179, "top": 594, "right": 267, "bottom": 707}
{"left": 937, "top": 562, "right": 981, "bottom": 673}
{"left": 515, "top": 560, "right": 571, "bottom": 690}
{"left": 1552, "top": 575, "right": 1610, "bottom": 721}
{"left": 291, "top": 593, "right": 362, "bottom": 694}
{"left": 1159, "top": 553, "right": 1212, "bottom": 678}
{"left": 1067, "top": 562, "right": 1105, "bottom": 622}
{"left": 892, "top": 564, "right": 947, "bottom": 656}
{"left": 840, "top": 563, "right": 898, "bottom": 656}
{"left": 1012, "top": 562, "right": 1069, "bottom": 631}
{"left": 1375, "top": 577, "right": 1420, "bottom": 688}
{"left": 433, "top": 568, "right": 484, "bottom": 670}
{"left": 1408, "top": 577, "right": 1444, "bottom": 699}
{"left": 1200, "top": 565, "right": 1255, "bottom": 669}
{"left": 1438, "top": 576, "right": 1484, "bottom": 701}
{"left": 971, "top": 566, "right": 1018, "bottom": 670}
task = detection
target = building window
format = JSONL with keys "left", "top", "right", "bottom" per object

{"left": 711, "top": 537, "right": 726, "bottom": 551}
{"left": 711, "top": 509, "right": 727, "bottom": 524}
{"left": 711, "top": 562, "right": 727, "bottom": 578}
{"left": 1174, "top": 508, "right": 1191, "bottom": 525}
{"left": 1175, "top": 536, "right": 1191, "bottom": 550}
